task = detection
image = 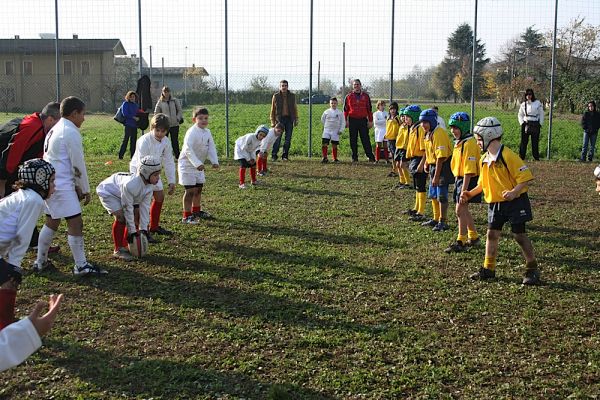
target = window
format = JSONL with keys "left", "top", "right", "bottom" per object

{"left": 81, "top": 60, "right": 90, "bottom": 76}
{"left": 23, "top": 61, "right": 32, "bottom": 75}
{"left": 5, "top": 61, "right": 14, "bottom": 75}
{"left": 63, "top": 60, "right": 72, "bottom": 75}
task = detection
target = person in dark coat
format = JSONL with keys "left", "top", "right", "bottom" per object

{"left": 581, "top": 100, "right": 600, "bottom": 162}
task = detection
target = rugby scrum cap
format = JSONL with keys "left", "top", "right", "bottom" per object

{"left": 448, "top": 112, "right": 471, "bottom": 138}
{"left": 419, "top": 109, "right": 438, "bottom": 131}
{"left": 401, "top": 105, "right": 421, "bottom": 124}
{"left": 18, "top": 158, "right": 55, "bottom": 195}
{"left": 255, "top": 125, "right": 269, "bottom": 136}
{"left": 594, "top": 164, "right": 600, "bottom": 179}
{"left": 473, "top": 116, "right": 503, "bottom": 151}
{"left": 138, "top": 155, "right": 162, "bottom": 180}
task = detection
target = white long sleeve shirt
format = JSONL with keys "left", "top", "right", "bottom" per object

{"left": 43, "top": 118, "right": 90, "bottom": 193}
{"left": 0, "top": 317, "right": 42, "bottom": 372}
{"left": 0, "top": 189, "right": 45, "bottom": 268}
{"left": 259, "top": 128, "right": 281, "bottom": 153}
{"left": 321, "top": 108, "right": 345, "bottom": 133}
{"left": 178, "top": 125, "right": 219, "bottom": 172}
{"left": 373, "top": 110, "right": 388, "bottom": 131}
{"left": 130, "top": 132, "right": 176, "bottom": 185}
{"left": 234, "top": 133, "right": 262, "bottom": 161}
{"left": 518, "top": 100, "right": 544, "bottom": 125}
{"left": 96, "top": 173, "right": 153, "bottom": 233}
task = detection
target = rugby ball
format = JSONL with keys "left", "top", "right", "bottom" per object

{"left": 128, "top": 233, "right": 148, "bottom": 258}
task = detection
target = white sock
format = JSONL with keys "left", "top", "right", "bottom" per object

{"left": 68, "top": 235, "right": 87, "bottom": 267}
{"left": 36, "top": 225, "right": 56, "bottom": 264}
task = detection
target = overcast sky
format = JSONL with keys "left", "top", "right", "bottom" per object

{"left": 3, "top": 0, "right": 599, "bottom": 89}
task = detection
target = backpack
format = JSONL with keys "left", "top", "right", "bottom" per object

{"left": 0, "top": 118, "right": 23, "bottom": 173}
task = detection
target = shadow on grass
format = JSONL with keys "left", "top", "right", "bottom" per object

{"left": 43, "top": 338, "right": 333, "bottom": 399}
{"left": 528, "top": 224, "right": 600, "bottom": 252}
{"left": 273, "top": 183, "right": 358, "bottom": 198}
{"left": 286, "top": 172, "right": 355, "bottom": 182}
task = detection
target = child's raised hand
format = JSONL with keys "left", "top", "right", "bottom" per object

{"left": 29, "top": 294, "right": 63, "bottom": 338}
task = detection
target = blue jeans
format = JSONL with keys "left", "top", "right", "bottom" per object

{"left": 272, "top": 116, "right": 294, "bottom": 159}
{"left": 581, "top": 131, "right": 597, "bottom": 161}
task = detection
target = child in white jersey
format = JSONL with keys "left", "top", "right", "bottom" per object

{"left": 1, "top": 159, "right": 55, "bottom": 328}
{"left": 257, "top": 123, "right": 284, "bottom": 175}
{"left": 373, "top": 100, "right": 389, "bottom": 162}
{"left": 178, "top": 107, "right": 220, "bottom": 224}
{"left": 234, "top": 126, "right": 268, "bottom": 189}
{"left": 320, "top": 98, "right": 345, "bottom": 163}
{"left": 130, "top": 113, "right": 176, "bottom": 242}
{"left": 96, "top": 156, "right": 161, "bottom": 261}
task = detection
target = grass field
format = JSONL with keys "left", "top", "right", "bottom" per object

{"left": 1, "top": 105, "right": 600, "bottom": 399}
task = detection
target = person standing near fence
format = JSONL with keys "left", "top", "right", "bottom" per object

{"left": 154, "top": 86, "right": 184, "bottom": 159}
{"left": 270, "top": 80, "right": 298, "bottom": 162}
{"left": 119, "top": 91, "right": 139, "bottom": 160}
{"left": 344, "top": 79, "right": 375, "bottom": 163}
{"left": 580, "top": 100, "right": 600, "bottom": 163}
{"left": 517, "top": 88, "right": 544, "bottom": 161}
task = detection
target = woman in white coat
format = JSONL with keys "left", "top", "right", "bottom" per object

{"left": 517, "top": 88, "right": 544, "bottom": 161}
{"left": 154, "top": 86, "right": 183, "bottom": 158}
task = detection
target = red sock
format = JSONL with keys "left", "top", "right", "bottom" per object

{"left": 322, "top": 146, "right": 328, "bottom": 158}
{"left": 239, "top": 167, "right": 246, "bottom": 184}
{"left": 332, "top": 147, "right": 338, "bottom": 160}
{"left": 192, "top": 206, "right": 200, "bottom": 213}
{"left": 183, "top": 210, "right": 192, "bottom": 218}
{"left": 263, "top": 157, "right": 268, "bottom": 171}
{"left": 375, "top": 145, "right": 380, "bottom": 161}
{"left": 250, "top": 165, "right": 257, "bottom": 183}
{"left": 122, "top": 227, "right": 129, "bottom": 248}
{"left": 256, "top": 155, "right": 263, "bottom": 172}
{"left": 383, "top": 146, "right": 389, "bottom": 160}
{"left": 150, "top": 200, "right": 163, "bottom": 232}
{"left": 0, "top": 289, "right": 17, "bottom": 330}
{"left": 112, "top": 220, "right": 126, "bottom": 251}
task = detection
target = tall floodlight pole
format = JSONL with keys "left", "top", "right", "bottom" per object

{"left": 342, "top": 42, "right": 346, "bottom": 97}
{"left": 547, "top": 0, "right": 559, "bottom": 159}
{"left": 308, "top": 0, "right": 314, "bottom": 157}
{"left": 389, "top": 0, "right": 395, "bottom": 102}
{"left": 225, "top": 0, "right": 230, "bottom": 157}
{"left": 149, "top": 46, "right": 153, "bottom": 85}
{"left": 184, "top": 46, "right": 188, "bottom": 106}
{"left": 470, "top": 0, "right": 478, "bottom": 131}
{"left": 138, "top": 0, "right": 142, "bottom": 77}
{"left": 54, "top": 0, "right": 60, "bottom": 101}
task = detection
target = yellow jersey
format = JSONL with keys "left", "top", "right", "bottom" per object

{"left": 424, "top": 126, "right": 451, "bottom": 165}
{"left": 384, "top": 116, "right": 401, "bottom": 141}
{"left": 477, "top": 145, "right": 534, "bottom": 203}
{"left": 395, "top": 124, "right": 409, "bottom": 149}
{"left": 450, "top": 136, "right": 480, "bottom": 178}
{"left": 405, "top": 125, "right": 425, "bottom": 159}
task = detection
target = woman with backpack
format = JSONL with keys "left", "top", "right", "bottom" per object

{"left": 154, "top": 86, "right": 183, "bottom": 158}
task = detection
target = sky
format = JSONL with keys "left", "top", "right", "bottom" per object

{"left": 3, "top": 0, "right": 600, "bottom": 90}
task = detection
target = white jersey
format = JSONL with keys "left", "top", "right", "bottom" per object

{"left": 259, "top": 128, "right": 281, "bottom": 153}
{"left": 178, "top": 125, "right": 219, "bottom": 173}
{"left": 373, "top": 110, "right": 389, "bottom": 142}
{"left": 0, "top": 189, "right": 45, "bottom": 268}
{"left": 43, "top": 117, "right": 90, "bottom": 193}
{"left": 321, "top": 108, "right": 345, "bottom": 134}
{"left": 130, "top": 132, "right": 176, "bottom": 185}
{"left": 436, "top": 115, "right": 446, "bottom": 130}
{"left": 96, "top": 173, "right": 153, "bottom": 233}
{"left": 0, "top": 317, "right": 41, "bottom": 372}
{"left": 234, "top": 133, "right": 262, "bottom": 161}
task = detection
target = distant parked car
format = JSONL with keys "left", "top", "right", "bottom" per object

{"left": 300, "top": 94, "right": 331, "bottom": 104}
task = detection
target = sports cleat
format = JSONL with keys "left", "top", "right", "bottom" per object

{"left": 251, "top": 180, "right": 262, "bottom": 187}
{"left": 239, "top": 184, "right": 247, "bottom": 189}
{"left": 444, "top": 241, "right": 467, "bottom": 253}
{"left": 403, "top": 209, "right": 417, "bottom": 216}
{"left": 73, "top": 262, "right": 108, "bottom": 276}
{"left": 31, "top": 259, "right": 55, "bottom": 273}
{"left": 151, "top": 226, "right": 173, "bottom": 236}
{"left": 387, "top": 171, "right": 396, "bottom": 177}
{"left": 281, "top": 157, "right": 289, "bottom": 161}
{"left": 113, "top": 248, "right": 134, "bottom": 261}
{"left": 522, "top": 269, "right": 541, "bottom": 285}
{"left": 181, "top": 216, "right": 200, "bottom": 225}
{"left": 466, "top": 238, "right": 481, "bottom": 247}
{"left": 421, "top": 219, "right": 437, "bottom": 227}
{"left": 146, "top": 232, "right": 159, "bottom": 243}
{"left": 257, "top": 171, "right": 266, "bottom": 177}
{"left": 470, "top": 267, "right": 496, "bottom": 281}
{"left": 333, "top": 159, "right": 340, "bottom": 164}
{"left": 194, "top": 210, "right": 215, "bottom": 220}
{"left": 432, "top": 222, "right": 450, "bottom": 232}
{"left": 321, "top": 157, "right": 329, "bottom": 164}
{"left": 409, "top": 213, "right": 427, "bottom": 222}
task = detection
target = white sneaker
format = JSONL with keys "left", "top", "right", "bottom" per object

{"left": 73, "top": 262, "right": 108, "bottom": 276}
{"left": 239, "top": 184, "right": 247, "bottom": 189}
{"left": 181, "top": 215, "right": 200, "bottom": 224}
{"left": 112, "top": 247, "right": 134, "bottom": 261}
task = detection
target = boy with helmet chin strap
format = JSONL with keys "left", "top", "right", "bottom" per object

{"left": 0, "top": 159, "right": 55, "bottom": 329}
{"left": 234, "top": 125, "right": 268, "bottom": 189}
{"left": 419, "top": 109, "right": 454, "bottom": 232}
{"left": 460, "top": 117, "right": 540, "bottom": 285}
{"left": 403, "top": 105, "right": 427, "bottom": 218}
{"left": 445, "top": 112, "right": 481, "bottom": 253}
{"left": 393, "top": 106, "right": 412, "bottom": 188}
{"left": 96, "top": 155, "right": 161, "bottom": 261}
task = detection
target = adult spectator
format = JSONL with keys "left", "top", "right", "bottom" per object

{"left": 581, "top": 100, "right": 600, "bottom": 162}
{"left": 517, "top": 88, "right": 544, "bottom": 161}
{"left": 269, "top": 80, "right": 298, "bottom": 161}
{"left": 343, "top": 79, "right": 375, "bottom": 163}
{"left": 154, "top": 86, "right": 183, "bottom": 158}
{"left": 0, "top": 102, "right": 60, "bottom": 198}
{"left": 119, "top": 91, "right": 139, "bottom": 160}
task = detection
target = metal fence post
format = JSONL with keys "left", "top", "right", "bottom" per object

{"left": 225, "top": 0, "right": 230, "bottom": 158}
{"left": 470, "top": 0, "right": 478, "bottom": 131}
{"left": 547, "top": 0, "right": 559, "bottom": 160}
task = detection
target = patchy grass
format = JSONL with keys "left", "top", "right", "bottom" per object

{"left": 2, "top": 153, "right": 599, "bottom": 399}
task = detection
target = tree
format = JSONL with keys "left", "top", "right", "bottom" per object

{"left": 433, "top": 23, "right": 490, "bottom": 102}
{"left": 104, "top": 57, "right": 138, "bottom": 110}
{"left": 317, "top": 78, "right": 338, "bottom": 97}
{"left": 248, "top": 75, "right": 273, "bottom": 92}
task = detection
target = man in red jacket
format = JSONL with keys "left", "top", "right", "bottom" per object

{"left": 0, "top": 102, "right": 60, "bottom": 198}
{"left": 343, "top": 79, "right": 375, "bottom": 163}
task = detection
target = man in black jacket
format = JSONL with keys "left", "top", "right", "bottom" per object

{"left": 581, "top": 100, "right": 600, "bottom": 162}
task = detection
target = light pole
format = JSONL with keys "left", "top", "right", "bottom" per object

{"left": 184, "top": 46, "right": 188, "bottom": 106}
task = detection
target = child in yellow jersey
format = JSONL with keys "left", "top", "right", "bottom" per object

{"left": 460, "top": 117, "right": 540, "bottom": 285}
{"left": 445, "top": 112, "right": 481, "bottom": 253}
{"left": 385, "top": 102, "right": 401, "bottom": 177}
{"left": 393, "top": 107, "right": 412, "bottom": 189}
{"left": 419, "top": 109, "right": 454, "bottom": 231}
{"left": 402, "top": 105, "right": 429, "bottom": 219}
